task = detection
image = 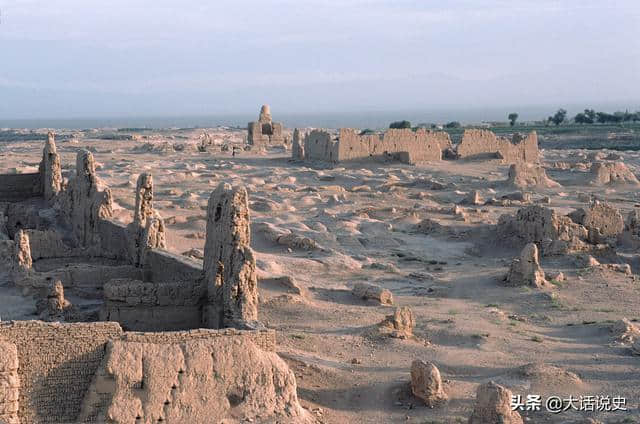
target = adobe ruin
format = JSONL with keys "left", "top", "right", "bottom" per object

{"left": 247, "top": 104, "right": 285, "bottom": 147}
{"left": 457, "top": 129, "right": 539, "bottom": 163}
{"left": 293, "top": 127, "right": 543, "bottom": 166}
{"left": 299, "top": 127, "right": 452, "bottom": 164}
{"left": 0, "top": 134, "right": 309, "bottom": 423}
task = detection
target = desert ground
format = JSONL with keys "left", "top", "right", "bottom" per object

{"left": 1, "top": 127, "right": 640, "bottom": 423}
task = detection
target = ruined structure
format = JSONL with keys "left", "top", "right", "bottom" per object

{"left": 0, "top": 321, "right": 308, "bottom": 423}
{"left": 247, "top": 104, "right": 285, "bottom": 147}
{"left": 128, "top": 173, "right": 166, "bottom": 266}
{"left": 498, "top": 205, "right": 588, "bottom": 255}
{"left": 568, "top": 201, "right": 624, "bottom": 244}
{"left": 618, "top": 209, "right": 640, "bottom": 248}
{"left": 203, "top": 183, "right": 259, "bottom": 329}
{"left": 301, "top": 128, "right": 452, "bottom": 164}
{"left": 498, "top": 200, "right": 630, "bottom": 259}
{"left": 0, "top": 134, "right": 309, "bottom": 423}
{"left": 505, "top": 163, "right": 560, "bottom": 188}
{"left": 39, "top": 132, "right": 62, "bottom": 203}
{"left": 457, "top": 129, "right": 538, "bottom": 163}
{"left": 505, "top": 243, "right": 547, "bottom": 288}
{"left": 589, "top": 161, "right": 640, "bottom": 186}
{"left": 292, "top": 128, "right": 305, "bottom": 160}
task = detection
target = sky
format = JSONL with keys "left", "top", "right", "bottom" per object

{"left": 0, "top": 0, "right": 639, "bottom": 123}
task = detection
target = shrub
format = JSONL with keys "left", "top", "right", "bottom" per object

{"left": 389, "top": 120, "right": 411, "bottom": 129}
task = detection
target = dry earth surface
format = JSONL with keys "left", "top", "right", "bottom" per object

{"left": 1, "top": 128, "right": 639, "bottom": 423}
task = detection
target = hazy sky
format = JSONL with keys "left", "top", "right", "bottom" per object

{"left": 0, "top": 0, "right": 639, "bottom": 120}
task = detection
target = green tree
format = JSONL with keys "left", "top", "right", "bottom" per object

{"left": 508, "top": 113, "right": 519, "bottom": 126}
{"left": 444, "top": 121, "right": 461, "bottom": 128}
{"left": 574, "top": 113, "right": 587, "bottom": 124}
{"left": 549, "top": 108, "right": 567, "bottom": 126}
{"left": 389, "top": 120, "right": 411, "bottom": 129}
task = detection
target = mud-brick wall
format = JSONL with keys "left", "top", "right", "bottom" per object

{"left": 457, "top": 129, "right": 539, "bottom": 163}
{"left": 0, "top": 341, "right": 19, "bottom": 424}
{"left": 304, "top": 130, "right": 338, "bottom": 162}
{"left": 121, "top": 328, "right": 277, "bottom": 352}
{"left": 101, "top": 278, "right": 207, "bottom": 331}
{"left": 0, "top": 321, "right": 123, "bottom": 424}
{"left": 335, "top": 128, "right": 448, "bottom": 163}
{"left": 0, "top": 173, "right": 43, "bottom": 202}
{"left": 143, "top": 248, "right": 203, "bottom": 283}
{"left": 97, "top": 218, "right": 131, "bottom": 261}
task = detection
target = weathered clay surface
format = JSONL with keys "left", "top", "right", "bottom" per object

{"left": 292, "top": 128, "right": 305, "bottom": 160}
{"left": 352, "top": 282, "right": 393, "bottom": 305}
{"left": 128, "top": 173, "right": 166, "bottom": 265}
{"left": 36, "top": 280, "right": 73, "bottom": 321}
{"left": 505, "top": 243, "right": 547, "bottom": 288}
{"left": 589, "top": 161, "right": 639, "bottom": 185}
{"left": 457, "top": 129, "right": 538, "bottom": 163}
{"left": 498, "top": 205, "right": 588, "bottom": 254}
{"left": 378, "top": 306, "right": 414, "bottom": 339}
{"left": 204, "top": 183, "right": 259, "bottom": 328}
{"left": 410, "top": 360, "right": 447, "bottom": 407}
{"left": 69, "top": 150, "right": 114, "bottom": 246}
{"left": 568, "top": 201, "right": 624, "bottom": 243}
{"left": 39, "top": 132, "right": 62, "bottom": 203}
{"left": 14, "top": 229, "right": 32, "bottom": 273}
{"left": 468, "top": 381, "right": 523, "bottom": 424}
{"left": 80, "top": 338, "right": 310, "bottom": 424}
{"left": 0, "top": 340, "right": 20, "bottom": 424}
{"left": 506, "top": 163, "right": 560, "bottom": 188}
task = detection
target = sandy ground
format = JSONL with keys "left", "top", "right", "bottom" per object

{"left": 1, "top": 129, "right": 640, "bottom": 423}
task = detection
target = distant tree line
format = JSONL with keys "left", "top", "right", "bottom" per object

{"left": 543, "top": 108, "right": 640, "bottom": 126}
{"left": 387, "top": 107, "right": 640, "bottom": 132}
{"left": 574, "top": 109, "right": 640, "bottom": 124}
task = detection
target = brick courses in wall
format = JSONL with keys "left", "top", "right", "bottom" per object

{"left": 0, "top": 321, "right": 277, "bottom": 423}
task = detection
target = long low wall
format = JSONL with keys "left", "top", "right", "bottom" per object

{"left": 0, "top": 321, "right": 277, "bottom": 423}
{"left": 143, "top": 248, "right": 203, "bottom": 283}
{"left": 456, "top": 129, "right": 538, "bottom": 163}
{"left": 97, "top": 218, "right": 131, "bottom": 261}
{"left": 338, "top": 128, "right": 450, "bottom": 163}
{"left": 302, "top": 128, "right": 451, "bottom": 164}
{"left": 100, "top": 278, "right": 207, "bottom": 331}
{"left": 0, "top": 173, "right": 42, "bottom": 202}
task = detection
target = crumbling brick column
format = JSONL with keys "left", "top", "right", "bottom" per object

{"left": 129, "top": 173, "right": 166, "bottom": 265}
{"left": 292, "top": 128, "right": 305, "bottom": 160}
{"left": 72, "top": 150, "right": 113, "bottom": 246}
{"left": 40, "top": 132, "right": 62, "bottom": 204}
{"left": 203, "top": 183, "right": 258, "bottom": 329}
